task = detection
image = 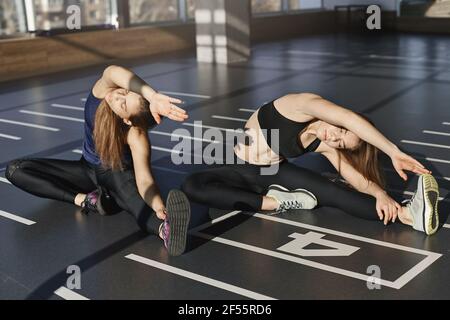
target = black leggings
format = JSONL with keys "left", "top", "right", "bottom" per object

{"left": 5, "top": 157, "right": 161, "bottom": 234}
{"left": 182, "top": 161, "right": 379, "bottom": 221}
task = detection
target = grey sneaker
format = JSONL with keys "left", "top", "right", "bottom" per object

{"left": 402, "top": 174, "right": 439, "bottom": 235}
{"left": 266, "top": 184, "right": 318, "bottom": 213}
{"left": 163, "top": 190, "right": 191, "bottom": 256}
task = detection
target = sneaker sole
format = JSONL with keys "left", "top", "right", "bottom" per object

{"left": 166, "top": 190, "right": 191, "bottom": 256}
{"left": 422, "top": 174, "right": 439, "bottom": 235}
{"left": 268, "top": 184, "right": 318, "bottom": 204}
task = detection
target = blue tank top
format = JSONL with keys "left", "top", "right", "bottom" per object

{"left": 82, "top": 90, "right": 132, "bottom": 166}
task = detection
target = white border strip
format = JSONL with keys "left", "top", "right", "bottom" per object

{"left": 0, "top": 118, "right": 60, "bottom": 131}
{"left": 191, "top": 211, "right": 442, "bottom": 290}
{"left": 443, "top": 122, "right": 450, "bottom": 126}
{"left": 401, "top": 140, "right": 450, "bottom": 150}
{"left": 0, "top": 210, "right": 36, "bottom": 225}
{"left": 51, "top": 104, "right": 84, "bottom": 111}
{"left": 212, "top": 115, "right": 247, "bottom": 123}
{"left": 125, "top": 254, "right": 275, "bottom": 300}
{"left": 19, "top": 110, "right": 84, "bottom": 123}
{"left": 54, "top": 287, "right": 89, "bottom": 300}
{"left": 0, "top": 133, "right": 21, "bottom": 140}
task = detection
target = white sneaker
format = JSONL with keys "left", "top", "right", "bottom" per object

{"left": 402, "top": 174, "right": 439, "bottom": 235}
{"left": 266, "top": 184, "right": 318, "bottom": 213}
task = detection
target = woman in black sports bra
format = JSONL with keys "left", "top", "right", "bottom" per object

{"left": 182, "top": 93, "right": 441, "bottom": 236}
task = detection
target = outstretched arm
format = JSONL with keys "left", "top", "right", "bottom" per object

{"left": 94, "top": 65, "right": 188, "bottom": 124}
{"left": 280, "top": 93, "right": 430, "bottom": 180}
{"left": 128, "top": 127, "right": 166, "bottom": 220}
{"left": 323, "top": 149, "right": 401, "bottom": 225}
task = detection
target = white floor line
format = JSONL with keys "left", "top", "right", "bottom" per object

{"left": 0, "top": 177, "right": 11, "bottom": 184}
{"left": 81, "top": 98, "right": 87, "bottom": 102}
{"left": 150, "top": 130, "right": 221, "bottom": 144}
{"left": 382, "top": 167, "right": 450, "bottom": 182}
{"left": 238, "top": 108, "right": 256, "bottom": 113}
{"left": 51, "top": 104, "right": 84, "bottom": 111}
{"left": 418, "top": 156, "right": 450, "bottom": 165}
{"left": 423, "top": 130, "right": 450, "bottom": 137}
{"left": 212, "top": 115, "right": 247, "bottom": 123}
{"left": 443, "top": 122, "right": 450, "bottom": 126}
{"left": 159, "top": 91, "right": 211, "bottom": 99}
{"left": 389, "top": 188, "right": 448, "bottom": 203}
{"left": 287, "top": 50, "right": 348, "bottom": 57}
{"left": 72, "top": 149, "right": 82, "bottom": 154}
{"left": 54, "top": 287, "right": 89, "bottom": 300}
{"left": 401, "top": 140, "right": 450, "bottom": 150}
{"left": 0, "top": 210, "right": 36, "bottom": 225}
{"left": 19, "top": 110, "right": 84, "bottom": 123}
{"left": 183, "top": 122, "right": 244, "bottom": 133}
{"left": 0, "top": 118, "right": 60, "bottom": 131}
{"left": 125, "top": 254, "right": 275, "bottom": 300}
{"left": 0, "top": 133, "right": 21, "bottom": 140}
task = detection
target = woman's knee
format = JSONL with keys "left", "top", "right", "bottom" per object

{"left": 181, "top": 173, "right": 207, "bottom": 200}
{"left": 5, "top": 158, "right": 28, "bottom": 184}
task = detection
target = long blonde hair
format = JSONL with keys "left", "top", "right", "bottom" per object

{"left": 93, "top": 99, "right": 151, "bottom": 171}
{"left": 337, "top": 114, "right": 385, "bottom": 188}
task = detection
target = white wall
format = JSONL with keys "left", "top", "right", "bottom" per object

{"left": 323, "top": 0, "right": 398, "bottom": 11}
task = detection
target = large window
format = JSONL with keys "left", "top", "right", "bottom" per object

{"left": 289, "top": 0, "right": 323, "bottom": 11}
{"left": 252, "top": 0, "right": 283, "bottom": 14}
{"left": 129, "top": 0, "right": 178, "bottom": 24}
{"left": 0, "top": 0, "right": 26, "bottom": 36}
{"left": 32, "top": 0, "right": 113, "bottom": 31}
{"left": 400, "top": 0, "right": 450, "bottom": 18}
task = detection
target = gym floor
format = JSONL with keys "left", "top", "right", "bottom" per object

{"left": 1, "top": 32, "right": 449, "bottom": 300}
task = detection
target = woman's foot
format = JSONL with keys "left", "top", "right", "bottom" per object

{"left": 160, "top": 190, "right": 191, "bottom": 256}
{"left": 80, "top": 188, "right": 113, "bottom": 216}
{"left": 266, "top": 184, "right": 318, "bottom": 213}
{"left": 402, "top": 174, "right": 439, "bottom": 235}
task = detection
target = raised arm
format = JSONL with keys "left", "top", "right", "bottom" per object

{"left": 94, "top": 65, "right": 188, "bottom": 124}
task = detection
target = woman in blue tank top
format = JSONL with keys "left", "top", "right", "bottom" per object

{"left": 6, "top": 65, "right": 191, "bottom": 256}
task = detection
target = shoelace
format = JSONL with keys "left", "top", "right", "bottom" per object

{"left": 279, "top": 200, "right": 303, "bottom": 212}
{"left": 401, "top": 190, "right": 417, "bottom": 208}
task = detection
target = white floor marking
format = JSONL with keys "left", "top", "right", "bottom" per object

{"left": 0, "top": 177, "right": 11, "bottom": 184}
{"left": 54, "top": 287, "right": 89, "bottom": 300}
{"left": 183, "top": 122, "right": 244, "bottom": 133}
{"left": 81, "top": 98, "right": 87, "bottom": 102}
{"left": 125, "top": 254, "right": 275, "bottom": 300}
{"left": 239, "top": 108, "right": 256, "bottom": 113}
{"left": 159, "top": 91, "right": 211, "bottom": 99}
{"left": 72, "top": 149, "right": 82, "bottom": 154}
{"left": 51, "top": 104, "right": 84, "bottom": 111}
{"left": 389, "top": 189, "right": 448, "bottom": 203}
{"left": 0, "top": 133, "right": 21, "bottom": 140}
{"left": 19, "top": 110, "right": 84, "bottom": 123}
{"left": 212, "top": 115, "right": 247, "bottom": 122}
{"left": 443, "top": 122, "right": 450, "bottom": 126}
{"left": 287, "top": 50, "right": 348, "bottom": 57}
{"left": 191, "top": 211, "right": 442, "bottom": 290}
{"left": 383, "top": 167, "right": 450, "bottom": 182}
{"left": 0, "top": 118, "right": 60, "bottom": 131}
{"left": 0, "top": 210, "right": 36, "bottom": 225}
{"left": 423, "top": 130, "right": 450, "bottom": 137}
{"left": 150, "top": 130, "right": 221, "bottom": 144}
{"left": 418, "top": 156, "right": 450, "bottom": 164}
{"left": 401, "top": 140, "right": 450, "bottom": 150}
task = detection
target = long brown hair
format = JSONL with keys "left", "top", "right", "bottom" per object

{"left": 93, "top": 98, "right": 151, "bottom": 171}
{"left": 337, "top": 114, "right": 386, "bottom": 189}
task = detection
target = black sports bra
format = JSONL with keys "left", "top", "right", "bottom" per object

{"left": 257, "top": 100, "right": 321, "bottom": 158}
